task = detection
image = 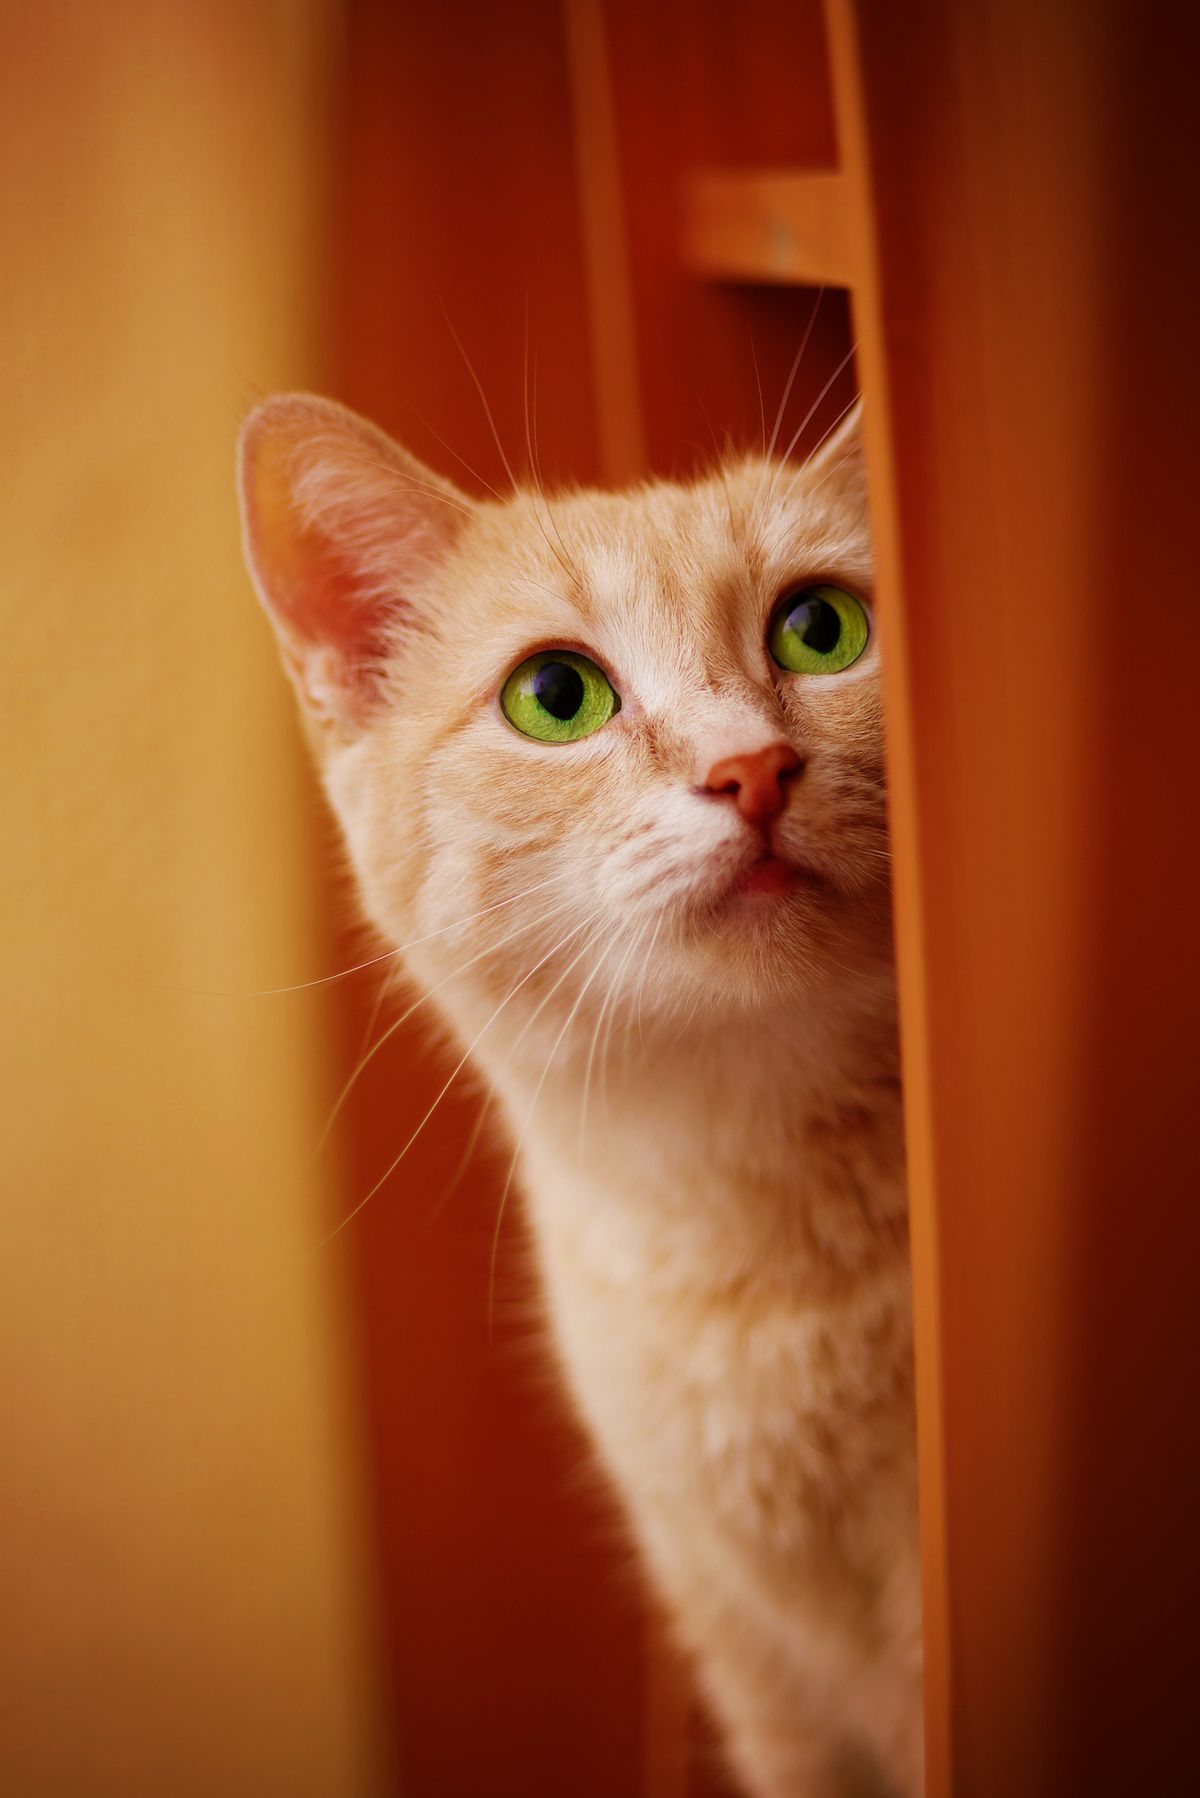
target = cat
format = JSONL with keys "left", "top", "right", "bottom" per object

{"left": 237, "top": 391, "right": 921, "bottom": 1798}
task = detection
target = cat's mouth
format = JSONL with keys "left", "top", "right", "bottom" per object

{"left": 733, "top": 853, "right": 796, "bottom": 897}
{"left": 727, "top": 850, "right": 823, "bottom": 902}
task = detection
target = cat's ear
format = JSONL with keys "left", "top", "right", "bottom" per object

{"left": 806, "top": 396, "right": 867, "bottom": 512}
{"left": 238, "top": 394, "right": 471, "bottom": 735}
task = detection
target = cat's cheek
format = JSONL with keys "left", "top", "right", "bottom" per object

{"left": 316, "top": 740, "right": 417, "bottom": 941}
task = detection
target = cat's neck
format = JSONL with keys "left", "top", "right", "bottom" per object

{"left": 478, "top": 963, "right": 898, "bottom": 1121}
{"left": 474, "top": 975, "right": 906, "bottom": 1293}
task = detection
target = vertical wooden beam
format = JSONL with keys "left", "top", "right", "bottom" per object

{"left": 562, "top": 0, "right": 648, "bottom": 484}
{"left": 827, "top": 0, "right": 1200, "bottom": 1791}
{"left": 822, "top": 8, "right": 952, "bottom": 1786}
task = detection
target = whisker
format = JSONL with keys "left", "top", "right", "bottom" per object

{"left": 209, "top": 870, "right": 570, "bottom": 998}
{"left": 799, "top": 448, "right": 860, "bottom": 512}
{"left": 597, "top": 915, "right": 650, "bottom": 1119}
{"left": 753, "top": 354, "right": 860, "bottom": 568}
{"left": 767, "top": 344, "right": 858, "bottom": 507}
{"left": 442, "top": 305, "right": 521, "bottom": 492}
{"left": 517, "top": 309, "right": 591, "bottom": 592}
{"left": 336, "top": 450, "right": 476, "bottom": 519}
{"left": 312, "top": 886, "right": 582, "bottom": 1155}
{"left": 755, "top": 287, "right": 825, "bottom": 516}
{"left": 354, "top": 961, "right": 397, "bottom": 1063}
{"left": 488, "top": 924, "right": 612, "bottom": 1331}
{"left": 627, "top": 910, "right": 665, "bottom": 1063}
{"left": 444, "top": 306, "right": 590, "bottom": 596}
{"left": 522, "top": 296, "right": 544, "bottom": 497}
{"left": 304, "top": 960, "right": 405, "bottom": 1160}
{"left": 749, "top": 328, "right": 767, "bottom": 458}
{"left": 758, "top": 391, "right": 864, "bottom": 565}
{"left": 802, "top": 389, "right": 861, "bottom": 472}
{"left": 399, "top": 394, "right": 506, "bottom": 503}
{"left": 314, "top": 906, "right": 605, "bottom": 1249}
{"left": 423, "top": 1085, "right": 496, "bottom": 1228}
{"left": 693, "top": 396, "right": 740, "bottom": 538}
{"left": 576, "top": 930, "right": 630, "bottom": 1157}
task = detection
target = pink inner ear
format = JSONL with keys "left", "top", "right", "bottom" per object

{"left": 241, "top": 395, "right": 468, "bottom": 730}
{"left": 245, "top": 419, "right": 410, "bottom": 723}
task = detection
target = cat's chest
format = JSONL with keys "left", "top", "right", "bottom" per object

{"left": 521, "top": 1140, "right": 914, "bottom": 1521}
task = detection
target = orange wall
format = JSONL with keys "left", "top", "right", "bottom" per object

{"left": 1, "top": 6, "right": 383, "bottom": 1793}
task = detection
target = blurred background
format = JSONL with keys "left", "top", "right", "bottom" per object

{"left": 7, "top": 3, "right": 1200, "bottom": 1796}
{"left": 2, "top": 4, "right": 852, "bottom": 1795}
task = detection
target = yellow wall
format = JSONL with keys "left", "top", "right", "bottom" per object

{"left": 1, "top": 6, "right": 383, "bottom": 1792}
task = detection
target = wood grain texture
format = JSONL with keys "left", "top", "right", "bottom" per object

{"left": 828, "top": 0, "right": 1200, "bottom": 1789}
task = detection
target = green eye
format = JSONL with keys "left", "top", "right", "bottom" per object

{"left": 500, "top": 649, "right": 620, "bottom": 743}
{"left": 768, "top": 584, "right": 870, "bottom": 675}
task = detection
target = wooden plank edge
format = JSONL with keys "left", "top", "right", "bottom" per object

{"left": 681, "top": 169, "right": 857, "bottom": 289}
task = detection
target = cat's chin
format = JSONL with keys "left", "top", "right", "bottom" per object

{"left": 662, "top": 849, "right": 889, "bottom": 1007}
{"left": 666, "top": 855, "right": 828, "bottom": 985}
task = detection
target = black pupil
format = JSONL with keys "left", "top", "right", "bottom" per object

{"left": 787, "top": 595, "right": 841, "bottom": 654}
{"left": 533, "top": 660, "right": 585, "bottom": 720}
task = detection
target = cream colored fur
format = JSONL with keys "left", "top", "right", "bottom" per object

{"left": 238, "top": 394, "right": 921, "bottom": 1797}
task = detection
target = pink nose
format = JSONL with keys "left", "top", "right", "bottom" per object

{"left": 703, "top": 743, "right": 803, "bottom": 822}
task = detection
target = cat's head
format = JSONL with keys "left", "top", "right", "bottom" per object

{"left": 238, "top": 395, "right": 890, "bottom": 1050}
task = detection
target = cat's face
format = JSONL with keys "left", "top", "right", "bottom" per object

{"left": 239, "top": 397, "right": 890, "bottom": 1048}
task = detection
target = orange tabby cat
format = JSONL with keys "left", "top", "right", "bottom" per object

{"left": 238, "top": 394, "right": 920, "bottom": 1797}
